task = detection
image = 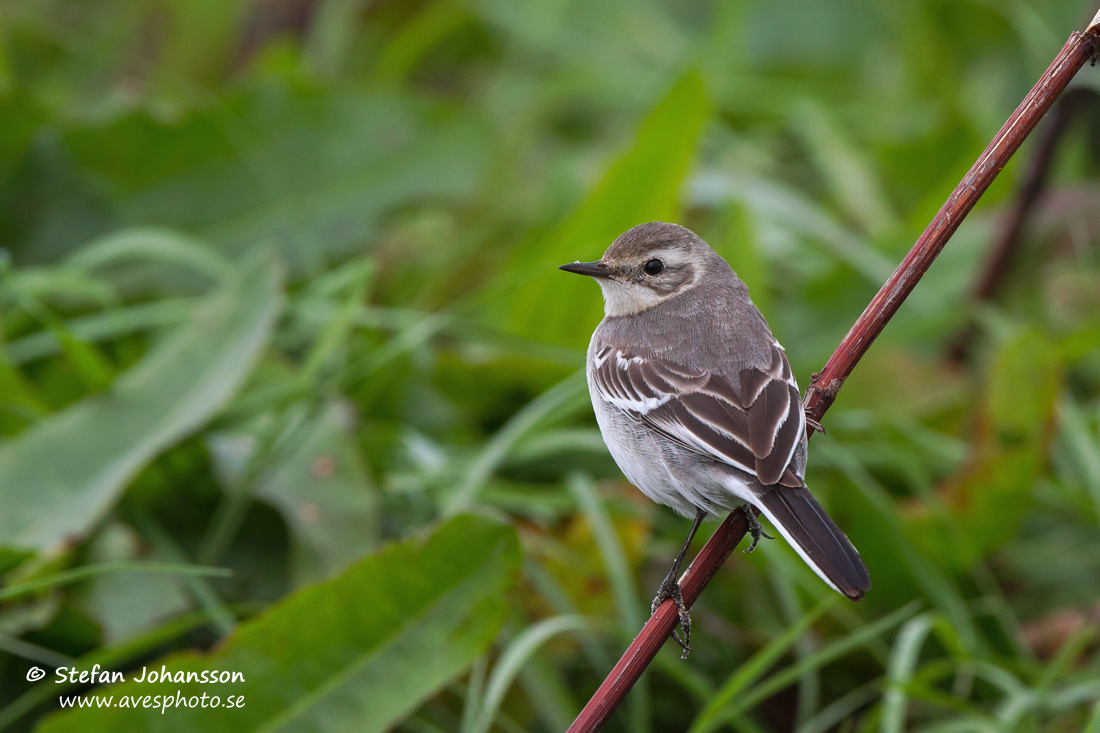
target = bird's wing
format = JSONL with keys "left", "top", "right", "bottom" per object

{"left": 591, "top": 342, "right": 805, "bottom": 487}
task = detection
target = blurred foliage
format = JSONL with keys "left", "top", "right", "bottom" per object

{"left": 1, "top": 0, "right": 1100, "bottom": 731}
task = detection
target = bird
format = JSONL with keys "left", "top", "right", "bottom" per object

{"left": 559, "top": 221, "right": 870, "bottom": 657}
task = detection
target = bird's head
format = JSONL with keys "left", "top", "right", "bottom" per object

{"left": 559, "top": 222, "right": 721, "bottom": 316}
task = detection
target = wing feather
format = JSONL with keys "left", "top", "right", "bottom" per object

{"left": 592, "top": 342, "right": 805, "bottom": 487}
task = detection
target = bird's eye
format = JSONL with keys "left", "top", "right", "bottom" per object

{"left": 644, "top": 259, "right": 664, "bottom": 275}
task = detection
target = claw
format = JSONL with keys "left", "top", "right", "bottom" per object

{"left": 740, "top": 505, "right": 774, "bottom": 553}
{"left": 651, "top": 570, "right": 693, "bottom": 658}
{"left": 650, "top": 508, "right": 707, "bottom": 659}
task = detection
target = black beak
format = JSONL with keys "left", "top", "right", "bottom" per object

{"left": 558, "top": 261, "right": 611, "bottom": 279}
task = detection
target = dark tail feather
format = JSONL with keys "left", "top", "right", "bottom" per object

{"left": 755, "top": 487, "right": 870, "bottom": 600}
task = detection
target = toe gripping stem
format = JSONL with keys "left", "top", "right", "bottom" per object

{"left": 649, "top": 508, "right": 707, "bottom": 659}
{"left": 740, "top": 505, "right": 774, "bottom": 553}
{"left": 651, "top": 570, "right": 693, "bottom": 659}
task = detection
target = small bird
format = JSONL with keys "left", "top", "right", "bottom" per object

{"left": 560, "top": 222, "right": 870, "bottom": 656}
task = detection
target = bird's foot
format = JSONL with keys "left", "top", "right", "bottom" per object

{"left": 740, "top": 505, "right": 774, "bottom": 553}
{"left": 806, "top": 416, "right": 826, "bottom": 435}
{"left": 650, "top": 569, "right": 693, "bottom": 659}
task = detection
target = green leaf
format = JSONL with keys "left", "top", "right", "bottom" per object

{"left": 880, "top": 613, "right": 937, "bottom": 733}
{"left": 77, "top": 524, "right": 197, "bottom": 643}
{"left": 60, "top": 86, "right": 490, "bottom": 273}
{"left": 4, "top": 299, "right": 194, "bottom": 366}
{"left": 465, "top": 615, "right": 590, "bottom": 733}
{"left": 36, "top": 514, "right": 521, "bottom": 733}
{"left": 445, "top": 371, "right": 589, "bottom": 514}
{"left": 693, "top": 601, "right": 921, "bottom": 732}
{"left": 251, "top": 400, "right": 380, "bottom": 586}
{"left": 930, "top": 328, "right": 1063, "bottom": 563}
{"left": 0, "top": 561, "right": 231, "bottom": 603}
{"left": 68, "top": 228, "right": 234, "bottom": 283}
{"left": 0, "top": 350, "right": 47, "bottom": 428}
{"left": 494, "top": 69, "right": 710, "bottom": 348}
{"left": 0, "top": 254, "right": 282, "bottom": 556}
{"left": 3, "top": 284, "right": 116, "bottom": 392}
{"left": 690, "top": 599, "right": 835, "bottom": 733}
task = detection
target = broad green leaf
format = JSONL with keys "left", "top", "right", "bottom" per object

{"left": 78, "top": 524, "right": 193, "bottom": 644}
{"left": 495, "top": 69, "right": 709, "bottom": 348}
{"left": 0, "top": 254, "right": 281, "bottom": 556}
{"left": 59, "top": 85, "right": 490, "bottom": 272}
{"left": 252, "top": 400, "right": 380, "bottom": 586}
{"left": 36, "top": 514, "right": 521, "bottom": 733}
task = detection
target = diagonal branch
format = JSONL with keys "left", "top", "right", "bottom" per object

{"left": 566, "top": 14, "right": 1100, "bottom": 733}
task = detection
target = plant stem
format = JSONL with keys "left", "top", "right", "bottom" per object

{"left": 803, "top": 27, "right": 1099, "bottom": 422}
{"left": 566, "top": 17, "right": 1100, "bottom": 733}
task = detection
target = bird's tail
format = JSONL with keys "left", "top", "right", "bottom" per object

{"left": 754, "top": 487, "right": 870, "bottom": 600}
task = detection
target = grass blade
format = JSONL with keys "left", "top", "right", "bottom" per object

{"left": 0, "top": 561, "right": 231, "bottom": 602}
{"left": 467, "top": 615, "right": 590, "bottom": 733}
{"left": 446, "top": 371, "right": 588, "bottom": 514}
{"left": 880, "top": 612, "right": 937, "bottom": 733}
{"left": 696, "top": 601, "right": 922, "bottom": 731}
{"left": 690, "top": 598, "right": 837, "bottom": 733}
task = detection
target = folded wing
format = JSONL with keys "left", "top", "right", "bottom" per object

{"left": 592, "top": 343, "right": 870, "bottom": 600}
{"left": 590, "top": 342, "right": 805, "bottom": 488}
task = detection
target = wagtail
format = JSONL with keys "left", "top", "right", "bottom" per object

{"left": 560, "top": 222, "right": 870, "bottom": 656}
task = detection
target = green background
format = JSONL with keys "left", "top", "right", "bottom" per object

{"left": 2, "top": 0, "right": 1100, "bottom": 730}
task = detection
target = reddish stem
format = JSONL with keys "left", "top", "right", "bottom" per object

{"left": 567, "top": 509, "right": 756, "bottom": 731}
{"left": 803, "top": 29, "right": 1099, "bottom": 419}
{"left": 566, "top": 22, "right": 1100, "bottom": 733}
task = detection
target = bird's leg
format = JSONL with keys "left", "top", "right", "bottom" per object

{"left": 651, "top": 508, "right": 707, "bottom": 659}
{"left": 740, "top": 505, "right": 774, "bottom": 553}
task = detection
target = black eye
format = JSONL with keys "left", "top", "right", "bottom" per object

{"left": 644, "top": 259, "right": 664, "bottom": 275}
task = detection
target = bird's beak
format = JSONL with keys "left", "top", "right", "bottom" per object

{"left": 558, "top": 260, "right": 611, "bottom": 279}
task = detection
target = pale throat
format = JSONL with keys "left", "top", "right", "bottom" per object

{"left": 597, "top": 280, "right": 673, "bottom": 317}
